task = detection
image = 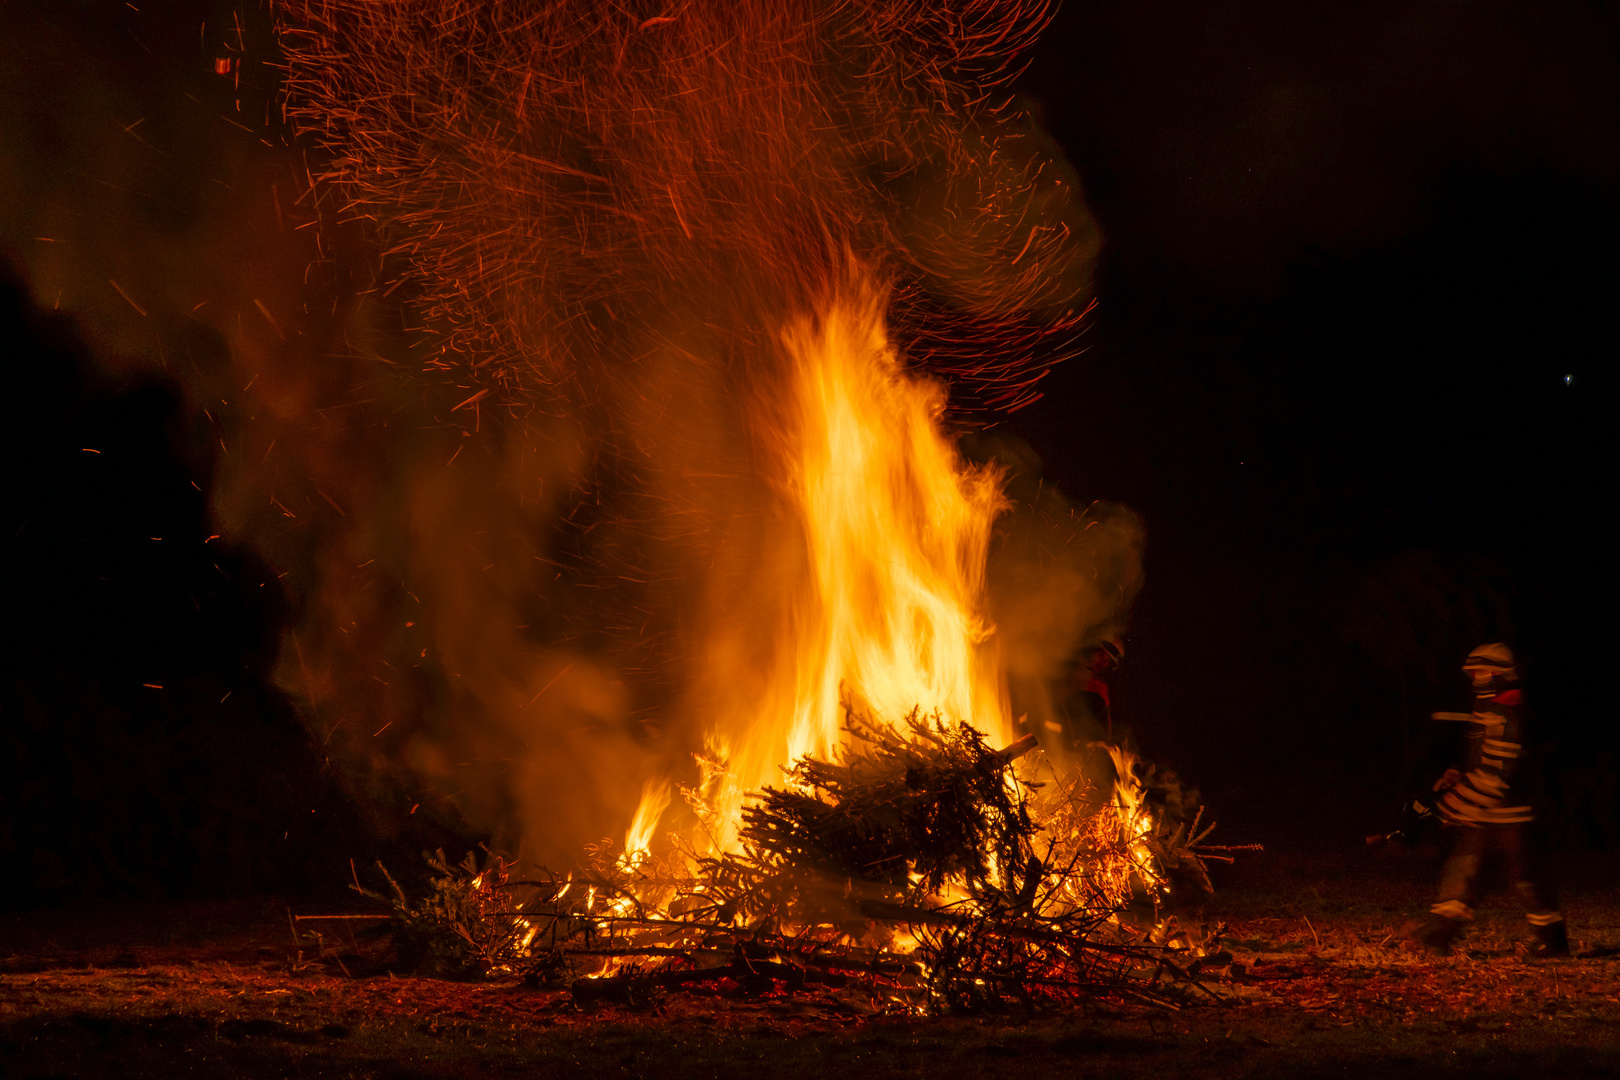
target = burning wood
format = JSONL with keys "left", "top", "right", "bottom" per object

{"left": 710, "top": 706, "right": 1042, "bottom": 916}
{"left": 351, "top": 709, "right": 1240, "bottom": 1012}
{"left": 350, "top": 851, "right": 564, "bottom": 980}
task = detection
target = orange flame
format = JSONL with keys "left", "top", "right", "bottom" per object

{"left": 632, "top": 272, "right": 1014, "bottom": 852}
{"left": 1105, "top": 744, "right": 1165, "bottom": 896}
{"left": 619, "top": 778, "right": 671, "bottom": 871}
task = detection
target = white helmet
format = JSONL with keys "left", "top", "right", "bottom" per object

{"left": 1463, "top": 642, "right": 1518, "bottom": 684}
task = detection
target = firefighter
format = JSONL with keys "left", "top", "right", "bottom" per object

{"left": 1068, "top": 636, "right": 1124, "bottom": 738}
{"left": 1409, "top": 643, "right": 1568, "bottom": 957}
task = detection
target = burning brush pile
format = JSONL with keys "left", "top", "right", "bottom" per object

{"left": 260, "top": 0, "right": 1246, "bottom": 1016}
{"left": 355, "top": 706, "right": 1236, "bottom": 1012}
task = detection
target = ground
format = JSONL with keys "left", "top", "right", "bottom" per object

{"left": 3, "top": 846, "right": 1618, "bottom": 1079}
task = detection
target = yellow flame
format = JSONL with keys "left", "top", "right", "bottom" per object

{"left": 594, "top": 270, "right": 1171, "bottom": 944}
{"left": 697, "top": 274, "right": 1012, "bottom": 850}
{"left": 620, "top": 778, "right": 672, "bottom": 871}
{"left": 1105, "top": 744, "right": 1164, "bottom": 894}
{"left": 617, "top": 272, "right": 1162, "bottom": 922}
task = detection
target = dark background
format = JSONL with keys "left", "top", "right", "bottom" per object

{"left": 1015, "top": 0, "right": 1620, "bottom": 849}
{"left": 2, "top": 0, "right": 1617, "bottom": 905}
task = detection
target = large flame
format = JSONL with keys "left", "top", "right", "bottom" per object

{"left": 682, "top": 276, "right": 1013, "bottom": 852}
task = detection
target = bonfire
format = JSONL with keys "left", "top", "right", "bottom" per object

{"left": 269, "top": 0, "right": 1249, "bottom": 1014}
{"left": 351, "top": 704, "right": 1242, "bottom": 1012}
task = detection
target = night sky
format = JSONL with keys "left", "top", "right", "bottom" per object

{"left": 2, "top": 1, "right": 1617, "bottom": 905}
{"left": 1013, "top": 0, "right": 1620, "bottom": 844}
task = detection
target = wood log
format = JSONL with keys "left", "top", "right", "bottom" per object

{"left": 994, "top": 733, "right": 1039, "bottom": 763}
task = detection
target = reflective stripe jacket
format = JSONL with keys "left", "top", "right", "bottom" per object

{"left": 1438, "top": 687, "right": 1534, "bottom": 826}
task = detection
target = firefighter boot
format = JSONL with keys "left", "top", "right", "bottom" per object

{"left": 1529, "top": 918, "right": 1570, "bottom": 959}
{"left": 1410, "top": 915, "right": 1466, "bottom": 956}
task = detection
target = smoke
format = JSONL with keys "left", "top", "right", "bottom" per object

{"left": 978, "top": 438, "right": 1145, "bottom": 760}
{"left": 1, "top": 1, "right": 1112, "bottom": 865}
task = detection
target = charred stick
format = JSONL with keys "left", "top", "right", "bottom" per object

{"left": 995, "top": 733, "right": 1039, "bottom": 763}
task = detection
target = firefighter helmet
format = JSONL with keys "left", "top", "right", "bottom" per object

{"left": 1084, "top": 636, "right": 1125, "bottom": 676}
{"left": 1463, "top": 642, "right": 1518, "bottom": 685}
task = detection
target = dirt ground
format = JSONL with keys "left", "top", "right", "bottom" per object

{"left": 3, "top": 845, "right": 1619, "bottom": 1079}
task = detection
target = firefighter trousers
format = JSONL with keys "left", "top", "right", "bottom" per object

{"left": 1433, "top": 822, "right": 1560, "bottom": 923}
